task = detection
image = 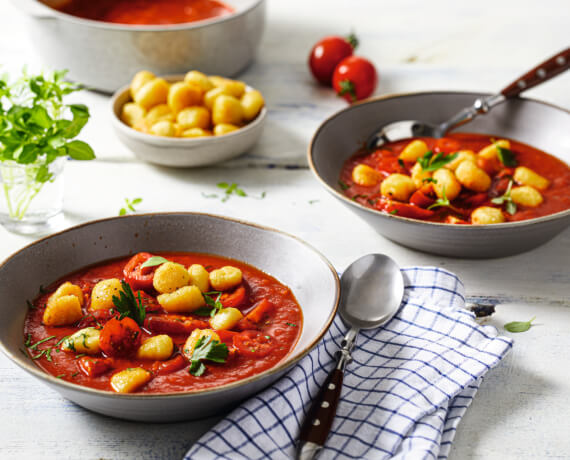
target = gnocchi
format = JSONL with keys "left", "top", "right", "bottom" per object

{"left": 61, "top": 327, "right": 101, "bottom": 354}
{"left": 188, "top": 264, "right": 210, "bottom": 293}
{"left": 380, "top": 174, "right": 416, "bottom": 201}
{"left": 511, "top": 186, "right": 543, "bottom": 207}
{"left": 471, "top": 206, "right": 506, "bottom": 225}
{"left": 157, "top": 285, "right": 205, "bottom": 313}
{"left": 513, "top": 166, "right": 550, "bottom": 191}
{"left": 153, "top": 262, "right": 190, "bottom": 294}
{"left": 123, "top": 70, "right": 264, "bottom": 138}
{"left": 352, "top": 164, "right": 381, "bottom": 186}
{"left": 210, "top": 307, "right": 244, "bottom": 331}
{"left": 183, "top": 329, "right": 221, "bottom": 359}
{"left": 209, "top": 266, "right": 243, "bottom": 291}
{"left": 42, "top": 295, "right": 83, "bottom": 326}
{"left": 433, "top": 168, "right": 461, "bottom": 201}
{"left": 91, "top": 278, "right": 123, "bottom": 311}
{"left": 399, "top": 140, "right": 429, "bottom": 162}
{"left": 136, "top": 335, "right": 174, "bottom": 360}
{"left": 455, "top": 160, "right": 491, "bottom": 192}
{"left": 110, "top": 367, "right": 152, "bottom": 393}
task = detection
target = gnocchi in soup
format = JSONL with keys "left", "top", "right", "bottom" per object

{"left": 120, "top": 70, "right": 265, "bottom": 139}
{"left": 340, "top": 133, "right": 570, "bottom": 224}
{"left": 23, "top": 252, "right": 302, "bottom": 394}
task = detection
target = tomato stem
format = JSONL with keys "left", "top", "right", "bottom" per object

{"left": 338, "top": 79, "right": 357, "bottom": 102}
{"left": 346, "top": 33, "right": 359, "bottom": 50}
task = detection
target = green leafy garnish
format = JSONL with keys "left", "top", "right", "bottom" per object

{"left": 351, "top": 194, "right": 368, "bottom": 201}
{"left": 139, "top": 256, "right": 169, "bottom": 270}
{"left": 286, "top": 322, "right": 297, "bottom": 327}
{"left": 417, "top": 151, "right": 458, "bottom": 172}
{"left": 504, "top": 316, "right": 535, "bottom": 333}
{"left": 0, "top": 70, "right": 94, "bottom": 220}
{"left": 422, "top": 177, "right": 438, "bottom": 184}
{"left": 389, "top": 209, "right": 398, "bottom": 215}
{"left": 189, "top": 336, "right": 229, "bottom": 377}
{"left": 28, "top": 335, "right": 56, "bottom": 351}
{"left": 491, "top": 180, "right": 517, "bottom": 215}
{"left": 398, "top": 159, "right": 405, "bottom": 168}
{"left": 196, "top": 291, "right": 224, "bottom": 317}
{"left": 111, "top": 280, "right": 146, "bottom": 326}
{"left": 26, "top": 300, "right": 36, "bottom": 310}
{"left": 428, "top": 186, "right": 451, "bottom": 210}
{"left": 203, "top": 183, "right": 265, "bottom": 202}
{"left": 119, "top": 197, "right": 142, "bottom": 216}
{"left": 496, "top": 146, "right": 518, "bottom": 167}
{"left": 338, "top": 180, "right": 350, "bottom": 191}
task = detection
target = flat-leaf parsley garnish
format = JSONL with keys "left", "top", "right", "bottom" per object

{"left": 194, "top": 291, "right": 224, "bottom": 317}
{"left": 417, "top": 151, "right": 458, "bottom": 172}
{"left": 112, "top": 280, "right": 146, "bottom": 326}
{"left": 496, "top": 146, "right": 518, "bottom": 167}
{"left": 189, "top": 336, "right": 229, "bottom": 377}
{"left": 491, "top": 179, "right": 517, "bottom": 215}
{"left": 504, "top": 316, "right": 535, "bottom": 333}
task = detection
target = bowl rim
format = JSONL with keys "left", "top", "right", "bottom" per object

{"left": 307, "top": 90, "right": 570, "bottom": 230}
{"left": 30, "top": 0, "right": 264, "bottom": 32}
{"left": 0, "top": 212, "right": 341, "bottom": 399}
{"left": 110, "top": 75, "right": 267, "bottom": 148}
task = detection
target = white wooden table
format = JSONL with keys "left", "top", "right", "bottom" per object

{"left": 1, "top": 1, "right": 569, "bottom": 458}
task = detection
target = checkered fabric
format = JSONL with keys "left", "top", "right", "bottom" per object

{"left": 186, "top": 267, "right": 513, "bottom": 459}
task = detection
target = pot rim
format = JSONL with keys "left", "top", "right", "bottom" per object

{"left": 26, "top": 0, "right": 264, "bottom": 32}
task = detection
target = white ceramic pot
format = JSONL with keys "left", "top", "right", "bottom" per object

{"left": 13, "top": 0, "right": 266, "bottom": 93}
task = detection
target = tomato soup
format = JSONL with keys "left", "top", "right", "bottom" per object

{"left": 23, "top": 252, "right": 302, "bottom": 394}
{"left": 50, "top": 0, "right": 233, "bottom": 26}
{"left": 340, "top": 133, "right": 570, "bottom": 224}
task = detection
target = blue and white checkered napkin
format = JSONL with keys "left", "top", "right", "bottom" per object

{"left": 186, "top": 267, "right": 513, "bottom": 460}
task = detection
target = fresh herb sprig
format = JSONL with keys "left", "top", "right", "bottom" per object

{"left": 119, "top": 197, "right": 143, "bottom": 216}
{"left": 202, "top": 182, "right": 266, "bottom": 202}
{"left": 417, "top": 151, "right": 458, "bottom": 172}
{"left": 496, "top": 146, "right": 517, "bottom": 167}
{"left": 111, "top": 280, "right": 146, "bottom": 326}
{"left": 139, "top": 256, "right": 169, "bottom": 270}
{"left": 188, "top": 336, "right": 229, "bottom": 376}
{"left": 491, "top": 179, "right": 517, "bottom": 215}
{"left": 504, "top": 316, "right": 535, "bottom": 333}
{"left": 194, "top": 291, "right": 224, "bottom": 317}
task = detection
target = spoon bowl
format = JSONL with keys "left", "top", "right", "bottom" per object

{"left": 339, "top": 253, "right": 404, "bottom": 329}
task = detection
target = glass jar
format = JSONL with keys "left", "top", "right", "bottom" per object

{"left": 0, "top": 156, "right": 66, "bottom": 234}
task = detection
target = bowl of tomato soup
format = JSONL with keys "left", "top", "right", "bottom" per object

{"left": 0, "top": 213, "right": 339, "bottom": 422}
{"left": 13, "top": 0, "right": 265, "bottom": 92}
{"left": 309, "top": 92, "right": 570, "bottom": 258}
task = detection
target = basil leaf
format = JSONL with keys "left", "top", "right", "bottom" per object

{"left": 496, "top": 146, "right": 517, "bottom": 167}
{"left": 65, "top": 140, "right": 95, "bottom": 160}
{"left": 505, "top": 200, "right": 517, "bottom": 215}
{"left": 139, "top": 256, "right": 169, "bottom": 269}
{"left": 504, "top": 316, "right": 535, "bottom": 333}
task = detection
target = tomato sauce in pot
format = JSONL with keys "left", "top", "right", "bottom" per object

{"left": 51, "top": 0, "right": 233, "bottom": 26}
{"left": 23, "top": 252, "right": 303, "bottom": 394}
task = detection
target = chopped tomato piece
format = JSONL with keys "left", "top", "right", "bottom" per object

{"left": 377, "top": 201, "right": 436, "bottom": 220}
{"left": 123, "top": 252, "right": 157, "bottom": 291}
{"left": 78, "top": 356, "right": 114, "bottom": 377}
{"left": 99, "top": 317, "right": 142, "bottom": 358}
{"left": 434, "top": 138, "right": 460, "bottom": 153}
{"left": 462, "top": 192, "right": 489, "bottom": 208}
{"left": 220, "top": 285, "right": 247, "bottom": 309}
{"left": 152, "top": 355, "right": 187, "bottom": 375}
{"left": 216, "top": 329, "right": 239, "bottom": 345}
{"left": 144, "top": 315, "right": 208, "bottom": 336}
{"left": 233, "top": 331, "right": 276, "bottom": 358}
{"left": 409, "top": 189, "right": 435, "bottom": 209}
{"left": 137, "top": 291, "right": 161, "bottom": 312}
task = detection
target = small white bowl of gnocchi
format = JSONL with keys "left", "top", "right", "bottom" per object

{"left": 111, "top": 70, "right": 266, "bottom": 167}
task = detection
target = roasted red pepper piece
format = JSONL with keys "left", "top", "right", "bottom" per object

{"left": 152, "top": 354, "right": 187, "bottom": 376}
{"left": 220, "top": 285, "right": 247, "bottom": 309}
{"left": 78, "top": 356, "right": 114, "bottom": 377}
{"left": 409, "top": 189, "right": 436, "bottom": 208}
{"left": 123, "top": 252, "right": 158, "bottom": 292}
{"left": 378, "top": 201, "right": 436, "bottom": 220}
{"left": 144, "top": 316, "right": 209, "bottom": 336}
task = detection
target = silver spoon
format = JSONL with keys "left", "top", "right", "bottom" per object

{"left": 296, "top": 254, "right": 404, "bottom": 460}
{"left": 366, "top": 47, "right": 570, "bottom": 150}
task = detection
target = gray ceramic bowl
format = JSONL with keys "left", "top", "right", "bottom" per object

{"left": 0, "top": 213, "right": 339, "bottom": 422}
{"left": 110, "top": 76, "right": 266, "bottom": 167}
{"left": 13, "top": 0, "right": 265, "bottom": 93}
{"left": 309, "top": 92, "right": 570, "bottom": 258}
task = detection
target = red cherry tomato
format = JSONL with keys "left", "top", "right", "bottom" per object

{"left": 233, "top": 331, "right": 276, "bottom": 358}
{"left": 123, "top": 252, "right": 157, "bottom": 291}
{"left": 332, "top": 56, "right": 378, "bottom": 103}
{"left": 308, "top": 34, "right": 358, "bottom": 85}
{"left": 99, "top": 317, "right": 142, "bottom": 358}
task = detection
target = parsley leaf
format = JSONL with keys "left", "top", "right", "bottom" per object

{"left": 139, "top": 256, "right": 169, "bottom": 270}
{"left": 338, "top": 180, "right": 350, "bottom": 191}
{"left": 200, "top": 291, "right": 224, "bottom": 317}
{"left": 119, "top": 197, "right": 143, "bottom": 216}
{"left": 504, "top": 316, "right": 535, "bottom": 333}
{"left": 189, "top": 336, "right": 229, "bottom": 376}
{"left": 490, "top": 180, "right": 517, "bottom": 215}
{"left": 496, "top": 146, "right": 518, "bottom": 167}
{"left": 111, "top": 280, "right": 146, "bottom": 326}
{"left": 417, "top": 151, "right": 458, "bottom": 172}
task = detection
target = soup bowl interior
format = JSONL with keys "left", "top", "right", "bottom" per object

{"left": 309, "top": 92, "right": 570, "bottom": 258}
{"left": 0, "top": 213, "right": 339, "bottom": 422}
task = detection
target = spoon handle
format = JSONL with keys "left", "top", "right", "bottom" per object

{"left": 501, "top": 48, "right": 570, "bottom": 99}
{"left": 296, "top": 327, "right": 358, "bottom": 460}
